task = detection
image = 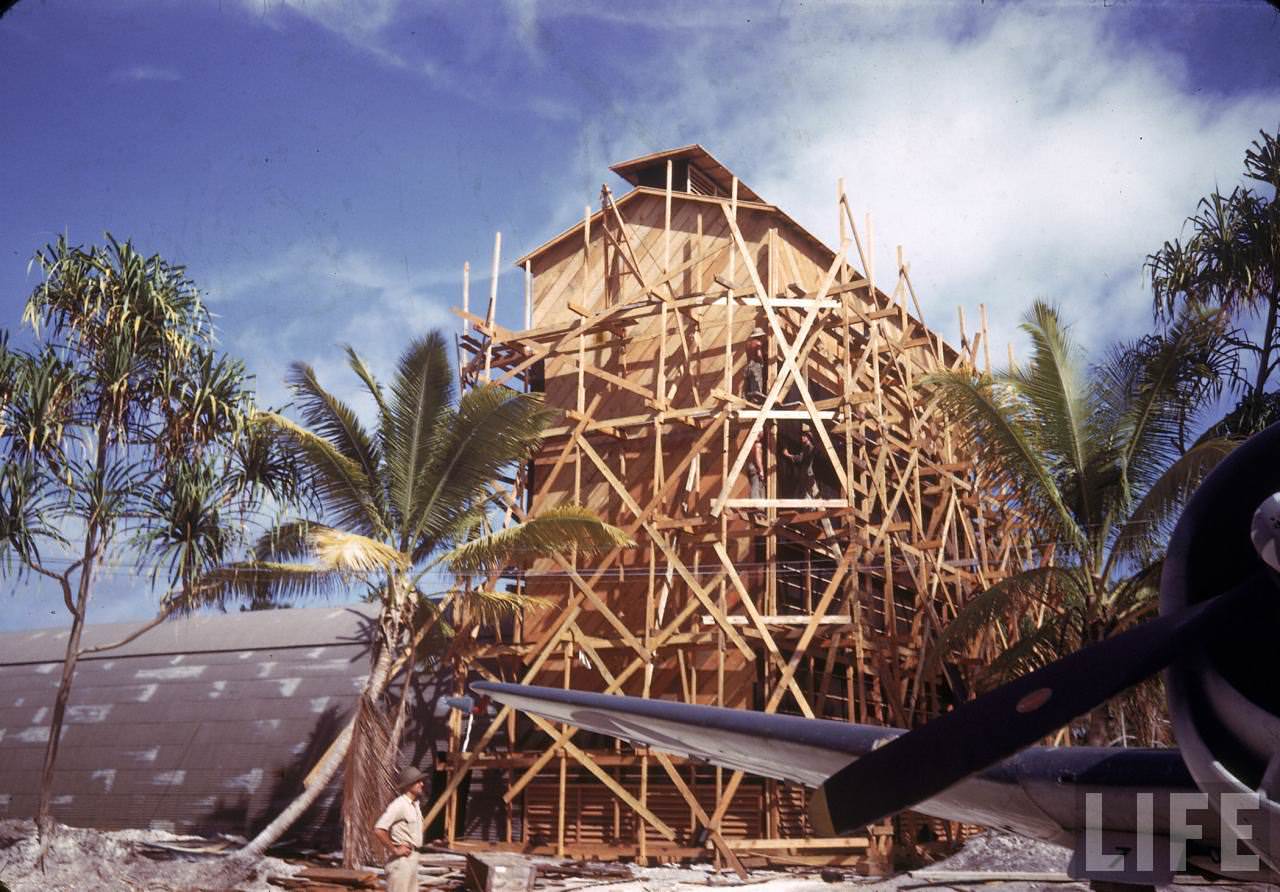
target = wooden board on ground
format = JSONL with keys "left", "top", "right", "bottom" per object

{"left": 270, "top": 865, "right": 380, "bottom": 889}
{"left": 465, "top": 852, "right": 537, "bottom": 892}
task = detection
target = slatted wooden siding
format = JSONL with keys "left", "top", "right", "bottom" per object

{"left": 435, "top": 146, "right": 1037, "bottom": 869}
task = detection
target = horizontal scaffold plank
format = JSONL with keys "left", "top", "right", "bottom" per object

{"left": 721, "top": 498, "right": 850, "bottom": 509}
{"left": 737, "top": 409, "right": 837, "bottom": 420}
{"left": 728, "top": 837, "right": 871, "bottom": 851}
{"left": 699, "top": 615, "right": 853, "bottom": 626}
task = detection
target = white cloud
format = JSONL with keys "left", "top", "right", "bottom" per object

{"left": 235, "top": 0, "right": 445, "bottom": 84}
{"left": 206, "top": 240, "right": 457, "bottom": 410}
{"left": 501, "top": 0, "right": 543, "bottom": 63}
{"left": 232, "top": 0, "right": 577, "bottom": 115}
{"left": 539, "top": 4, "right": 1280, "bottom": 361}
{"left": 109, "top": 65, "right": 181, "bottom": 83}
{"left": 239, "top": 0, "right": 400, "bottom": 41}
{"left": 224, "top": 1, "right": 1280, "bottom": 369}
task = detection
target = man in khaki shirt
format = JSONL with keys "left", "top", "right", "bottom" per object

{"left": 374, "top": 766, "right": 426, "bottom": 891}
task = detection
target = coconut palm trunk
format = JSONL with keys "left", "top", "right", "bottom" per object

{"left": 243, "top": 723, "right": 351, "bottom": 856}
{"left": 242, "top": 644, "right": 395, "bottom": 856}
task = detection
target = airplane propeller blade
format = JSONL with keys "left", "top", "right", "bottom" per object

{"left": 809, "top": 570, "right": 1271, "bottom": 836}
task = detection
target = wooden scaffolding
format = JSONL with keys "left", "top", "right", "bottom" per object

{"left": 430, "top": 145, "right": 1033, "bottom": 870}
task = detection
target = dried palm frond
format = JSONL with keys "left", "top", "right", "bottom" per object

{"left": 456, "top": 588, "right": 555, "bottom": 630}
{"left": 310, "top": 527, "right": 407, "bottom": 575}
{"left": 443, "top": 503, "right": 632, "bottom": 575}
{"left": 342, "top": 695, "right": 398, "bottom": 869}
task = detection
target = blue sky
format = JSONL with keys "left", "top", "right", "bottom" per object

{"left": 1, "top": 0, "right": 1279, "bottom": 631}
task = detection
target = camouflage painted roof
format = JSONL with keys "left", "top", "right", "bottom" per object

{"left": 0, "top": 604, "right": 390, "bottom": 845}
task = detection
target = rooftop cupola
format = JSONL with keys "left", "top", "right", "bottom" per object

{"left": 608, "top": 144, "right": 764, "bottom": 202}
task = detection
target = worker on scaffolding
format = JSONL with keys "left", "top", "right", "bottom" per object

{"left": 782, "top": 423, "right": 836, "bottom": 537}
{"left": 743, "top": 325, "right": 768, "bottom": 500}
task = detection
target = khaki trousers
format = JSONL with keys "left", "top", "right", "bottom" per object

{"left": 385, "top": 853, "right": 419, "bottom": 891}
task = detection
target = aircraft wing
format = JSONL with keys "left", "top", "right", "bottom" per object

{"left": 472, "top": 681, "right": 1202, "bottom": 853}
{"left": 474, "top": 680, "right": 896, "bottom": 786}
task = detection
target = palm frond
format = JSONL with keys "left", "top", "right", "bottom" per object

{"left": 344, "top": 345, "right": 392, "bottom": 434}
{"left": 1098, "top": 307, "right": 1231, "bottom": 501}
{"left": 1109, "top": 437, "right": 1235, "bottom": 567}
{"left": 1147, "top": 237, "right": 1198, "bottom": 320}
{"left": 227, "top": 415, "right": 311, "bottom": 509}
{"left": 922, "top": 370, "right": 1086, "bottom": 552}
{"left": 1244, "top": 128, "right": 1280, "bottom": 189}
{"left": 415, "top": 503, "right": 490, "bottom": 565}
{"left": 452, "top": 588, "right": 556, "bottom": 628}
{"left": 286, "top": 362, "right": 382, "bottom": 497}
{"left": 384, "top": 333, "right": 455, "bottom": 544}
{"left": 4, "top": 347, "right": 77, "bottom": 466}
{"left": 1149, "top": 173, "right": 1274, "bottom": 321}
{"left": 1012, "top": 302, "right": 1099, "bottom": 531}
{"left": 1199, "top": 389, "right": 1280, "bottom": 441}
{"left": 1092, "top": 343, "right": 1146, "bottom": 506}
{"left": 405, "top": 383, "right": 553, "bottom": 551}
{"left": 1106, "top": 560, "right": 1163, "bottom": 629}
{"left": 978, "top": 616, "right": 1067, "bottom": 689}
{"left": 134, "top": 457, "right": 236, "bottom": 593}
{"left": 0, "top": 459, "right": 64, "bottom": 573}
{"left": 927, "top": 566, "right": 1083, "bottom": 676}
{"left": 157, "top": 348, "right": 252, "bottom": 452}
{"left": 343, "top": 696, "right": 397, "bottom": 869}
{"left": 175, "top": 560, "right": 349, "bottom": 613}
{"left": 407, "top": 591, "right": 455, "bottom": 644}
{"left": 443, "top": 505, "right": 634, "bottom": 575}
{"left": 257, "top": 411, "right": 382, "bottom": 535}
{"left": 248, "top": 520, "right": 320, "bottom": 562}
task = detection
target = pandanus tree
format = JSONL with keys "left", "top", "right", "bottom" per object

{"left": 0, "top": 236, "right": 302, "bottom": 842}
{"left": 196, "top": 334, "right": 631, "bottom": 863}
{"left": 926, "top": 302, "right": 1234, "bottom": 745}
{"left": 1148, "top": 128, "right": 1280, "bottom": 436}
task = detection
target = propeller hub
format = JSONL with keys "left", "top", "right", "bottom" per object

{"left": 1250, "top": 492, "right": 1280, "bottom": 574}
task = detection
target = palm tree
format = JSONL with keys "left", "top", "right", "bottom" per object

{"left": 1148, "top": 128, "right": 1280, "bottom": 435}
{"left": 194, "top": 333, "right": 631, "bottom": 861}
{"left": 925, "top": 302, "right": 1233, "bottom": 745}
{"left": 0, "top": 236, "right": 301, "bottom": 845}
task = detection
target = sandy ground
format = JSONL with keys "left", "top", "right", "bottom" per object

{"left": 607, "top": 834, "right": 1276, "bottom": 892}
{"left": 0, "top": 822, "right": 1274, "bottom": 892}
{"left": 617, "top": 833, "right": 1076, "bottom": 892}
{"left": 0, "top": 820, "right": 299, "bottom": 891}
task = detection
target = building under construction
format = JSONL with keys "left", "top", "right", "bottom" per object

{"left": 431, "top": 146, "right": 1034, "bottom": 871}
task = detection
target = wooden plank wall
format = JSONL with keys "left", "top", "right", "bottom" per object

{"left": 442, "top": 168, "right": 1037, "bottom": 869}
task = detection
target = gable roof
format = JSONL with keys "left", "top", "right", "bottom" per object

{"left": 516, "top": 144, "right": 827, "bottom": 269}
{"left": 516, "top": 186, "right": 832, "bottom": 270}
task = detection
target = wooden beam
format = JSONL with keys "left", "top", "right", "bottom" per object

{"left": 420, "top": 600, "right": 583, "bottom": 830}
{"left": 712, "top": 217, "right": 852, "bottom": 513}
{"left": 728, "top": 837, "right": 872, "bottom": 851}
{"left": 713, "top": 541, "right": 815, "bottom": 718}
{"left": 652, "top": 750, "right": 748, "bottom": 878}
{"left": 575, "top": 435, "right": 755, "bottom": 661}
{"left": 724, "top": 207, "right": 852, "bottom": 496}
